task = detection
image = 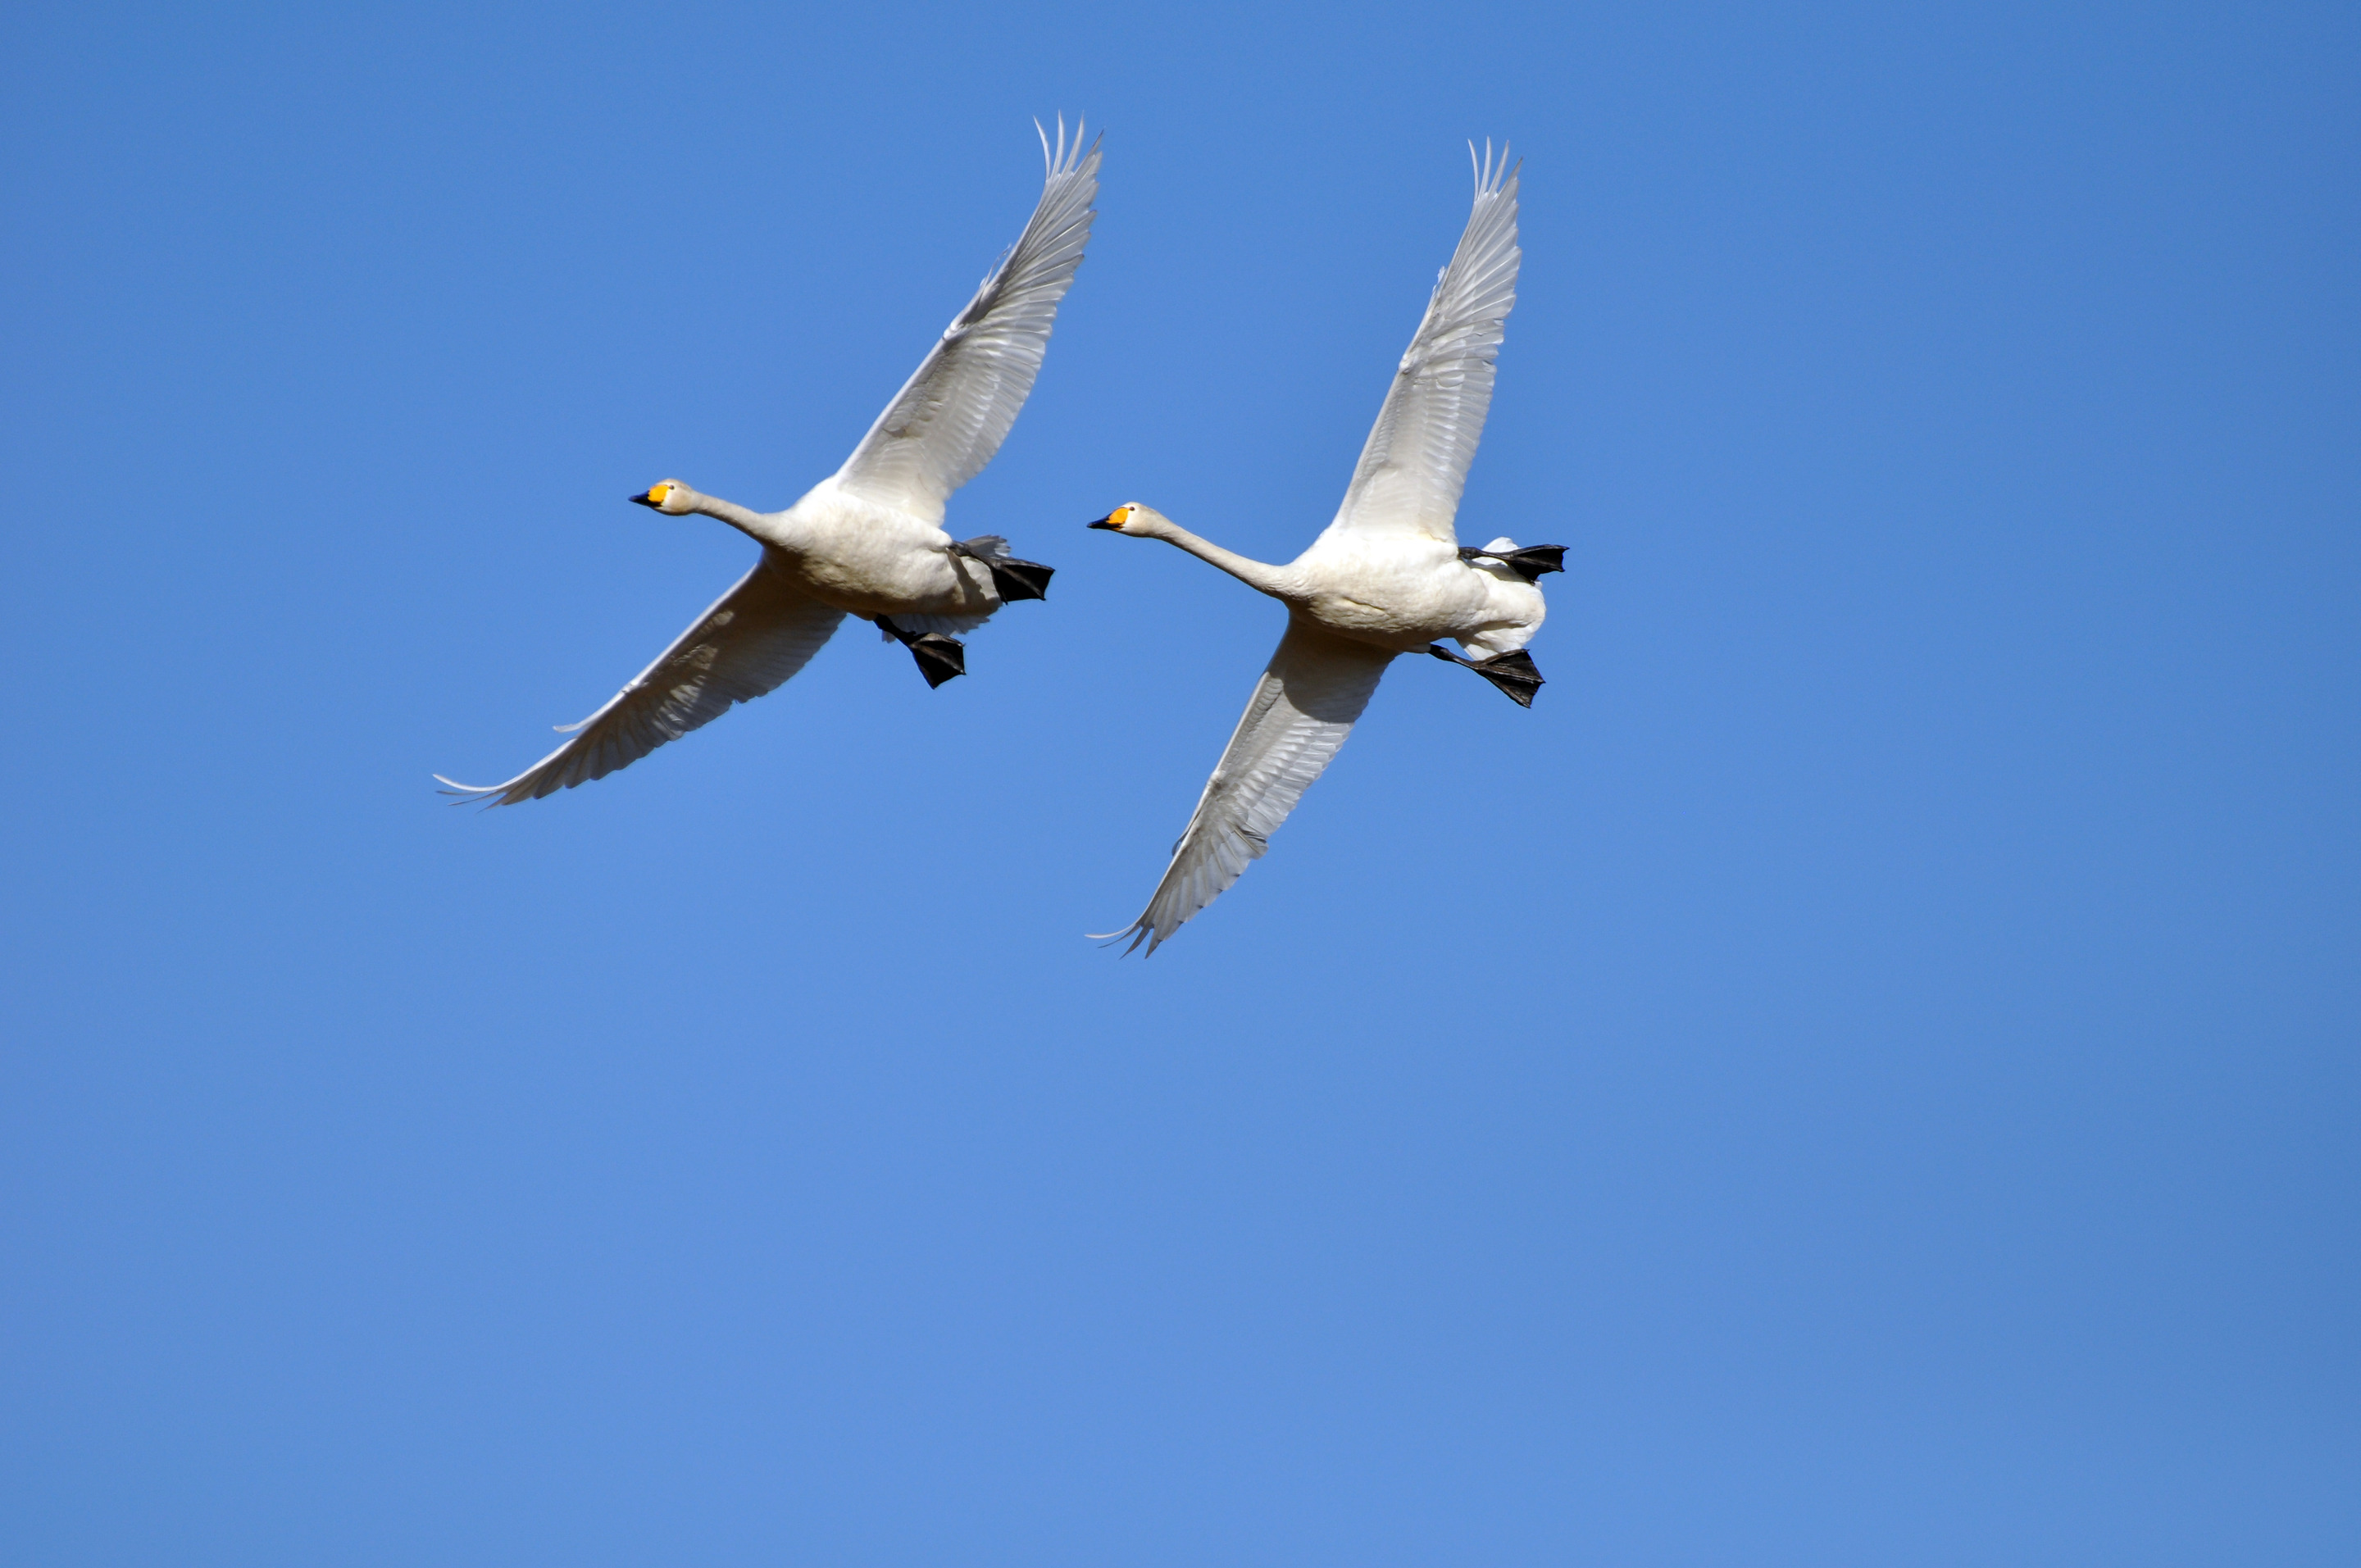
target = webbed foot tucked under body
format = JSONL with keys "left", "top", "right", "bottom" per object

{"left": 950, "top": 535, "right": 1057, "bottom": 602}
{"left": 1457, "top": 543, "right": 1565, "bottom": 583}
{"left": 1427, "top": 643, "right": 1545, "bottom": 706}
{"left": 875, "top": 616, "right": 968, "bottom": 689}
{"left": 436, "top": 122, "right": 1100, "bottom": 807}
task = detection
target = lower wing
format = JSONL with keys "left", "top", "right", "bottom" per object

{"left": 1096, "top": 621, "right": 1394, "bottom": 954}
{"left": 437, "top": 555, "right": 845, "bottom": 805}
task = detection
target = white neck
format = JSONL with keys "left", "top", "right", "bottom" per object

{"left": 681, "top": 489, "right": 771, "bottom": 540}
{"left": 1143, "top": 516, "right": 1299, "bottom": 599}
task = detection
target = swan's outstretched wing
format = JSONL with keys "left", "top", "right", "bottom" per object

{"left": 834, "top": 120, "right": 1101, "bottom": 525}
{"left": 1097, "top": 622, "right": 1395, "bottom": 955}
{"left": 1320, "top": 144, "right": 1520, "bottom": 549}
{"left": 437, "top": 557, "right": 844, "bottom": 806}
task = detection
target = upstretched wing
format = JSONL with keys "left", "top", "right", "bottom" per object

{"left": 834, "top": 120, "right": 1101, "bottom": 525}
{"left": 1319, "top": 143, "right": 1521, "bottom": 549}
{"left": 436, "top": 556, "right": 844, "bottom": 806}
{"left": 1096, "top": 621, "right": 1396, "bottom": 955}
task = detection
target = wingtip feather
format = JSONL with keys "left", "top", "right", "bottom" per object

{"left": 1466, "top": 138, "right": 1516, "bottom": 198}
{"left": 1030, "top": 114, "right": 1099, "bottom": 183}
{"left": 431, "top": 772, "right": 510, "bottom": 807}
{"left": 1087, "top": 920, "right": 1158, "bottom": 956}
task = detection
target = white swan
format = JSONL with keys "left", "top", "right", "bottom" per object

{"left": 438, "top": 121, "right": 1101, "bottom": 806}
{"left": 1088, "top": 145, "right": 1560, "bottom": 954}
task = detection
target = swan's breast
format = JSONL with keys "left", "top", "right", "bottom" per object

{"left": 1296, "top": 551, "right": 1501, "bottom": 648}
{"left": 771, "top": 486, "right": 973, "bottom": 615}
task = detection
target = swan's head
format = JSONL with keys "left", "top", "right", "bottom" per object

{"left": 1088, "top": 503, "right": 1165, "bottom": 538}
{"left": 628, "top": 479, "right": 696, "bottom": 516}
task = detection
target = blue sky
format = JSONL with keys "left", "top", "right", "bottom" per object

{"left": 2, "top": 1, "right": 2354, "bottom": 1562}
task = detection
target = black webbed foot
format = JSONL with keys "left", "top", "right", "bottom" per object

{"left": 1458, "top": 544, "right": 1567, "bottom": 583}
{"left": 875, "top": 616, "right": 967, "bottom": 689}
{"left": 1426, "top": 643, "right": 1544, "bottom": 707}
{"left": 986, "top": 558, "right": 1055, "bottom": 602}
{"left": 949, "top": 536, "right": 1055, "bottom": 602}
{"left": 906, "top": 634, "right": 966, "bottom": 688}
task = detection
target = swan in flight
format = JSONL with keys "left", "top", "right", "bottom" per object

{"left": 438, "top": 121, "right": 1101, "bottom": 805}
{"left": 1088, "top": 144, "right": 1561, "bottom": 954}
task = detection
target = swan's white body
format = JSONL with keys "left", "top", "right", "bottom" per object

{"left": 703, "top": 481, "right": 1005, "bottom": 623}
{"left": 1095, "top": 147, "right": 1537, "bottom": 953}
{"left": 439, "top": 123, "right": 1101, "bottom": 805}
{"left": 1140, "top": 524, "right": 1543, "bottom": 657}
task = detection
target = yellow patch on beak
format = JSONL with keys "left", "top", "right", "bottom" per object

{"left": 647, "top": 484, "right": 672, "bottom": 507}
{"left": 1110, "top": 505, "right": 1132, "bottom": 527}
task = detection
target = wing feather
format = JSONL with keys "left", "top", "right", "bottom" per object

{"left": 437, "top": 555, "right": 844, "bottom": 805}
{"left": 1322, "top": 145, "right": 1521, "bottom": 548}
{"left": 835, "top": 120, "right": 1102, "bottom": 523}
{"left": 1096, "top": 622, "right": 1394, "bottom": 954}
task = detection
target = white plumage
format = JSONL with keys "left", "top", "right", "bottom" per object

{"left": 439, "top": 122, "right": 1100, "bottom": 806}
{"left": 837, "top": 120, "right": 1102, "bottom": 524}
{"left": 1325, "top": 149, "right": 1524, "bottom": 548}
{"left": 1092, "top": 145, "right": 1554, "bottom": 953}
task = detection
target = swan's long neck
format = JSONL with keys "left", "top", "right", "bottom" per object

{"left": 1151, "top": 521, "right": 1297, "bottom": 599}
{"left": 685, "top": 491, "right": 772, "bottom": 540}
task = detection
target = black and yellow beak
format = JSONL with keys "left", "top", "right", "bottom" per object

{"left": 1086, "top": 514, "right": 1118, "bottom": 529}
{"left": 628, "top": 489, "right": 662, "bottom": 509}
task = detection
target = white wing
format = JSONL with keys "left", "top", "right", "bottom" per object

{"left": 436, "top": 555, "right": 844, "bottom": 806}
{"left": 1320, "top": 144, "right": 1521, "bottom": 548}
{"left": 1097, "top": 621, "right": 1395, "bottom": 954}
{"left": 834, "top": 120, "right": 1102, "bottom": 524}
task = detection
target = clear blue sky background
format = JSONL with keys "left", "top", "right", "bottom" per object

{"left": 3, "top": 2, "right": 2354, "bottom": 1562}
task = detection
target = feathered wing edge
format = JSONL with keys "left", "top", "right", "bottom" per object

{"left": 434, "top": 560, "right": 844, "bottom": 807}
{"left": 830, "top": 117, "right": 1103, "bottom": 517}
{"left": 1321, "top": 140, "right": 1522, "bottom": 547}
{"left": 1092, "top": 624, "right": 1395, "bottom": 955}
